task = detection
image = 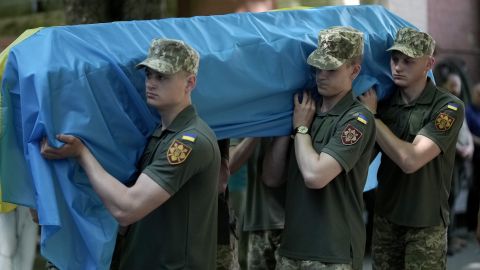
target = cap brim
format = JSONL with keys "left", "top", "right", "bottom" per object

{"left": 136, "top": 58, "right": 177, "bottom": 74}
{"left": 386, "top": 44, "right": 418, "bottom": 58}
{"left": 307, "top": 49, "right": 344, "bottom": 70}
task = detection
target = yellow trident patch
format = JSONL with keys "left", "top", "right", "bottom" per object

{"left": 167, "top": 140, "right": 192, "bottom": 165}
{"left": 435, "top": 112, "right": 455, "bottom": 131}
{"left": 341, "top": 124, "right": 363, "bottom": 145}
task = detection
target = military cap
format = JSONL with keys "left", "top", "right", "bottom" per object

{"left": 307, "top": 26, "right": 364, "bottom": 70}
{"left": 137, "top": 39, "right": 199, "bottom": 75}
{"left": 387, "top": 27, "right": 435, "bottom": 58}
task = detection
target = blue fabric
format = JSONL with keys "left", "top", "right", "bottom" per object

{"left": 364, "top": 152, "right": 381, "bottom": 192}
{"left": 1, "top": 5, "right": 418, "bottom": 270}
{"left": 466, "top": 104, "right": 480, "bottom": 161}
{"left": 466, "top": 105, "right": 480, "bottom": 136}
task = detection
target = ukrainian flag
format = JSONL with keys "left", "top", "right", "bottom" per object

{"left": 357, "top": 113, "right": 368, "bottom": 125}
{"left": 0, "top": 6, "right": 416, "bottom": 270}
{"left": 447, "top": 103, "right": 458, "bottom": 111}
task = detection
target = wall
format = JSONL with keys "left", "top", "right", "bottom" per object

{"left": 177, "top": 0, "right": 277, "bottom": 16}
{"left": 427, "top": 0, "right": 480, "bottom": 87}
{"left": 384, "top": 0, "right": 428, "bottom": 31}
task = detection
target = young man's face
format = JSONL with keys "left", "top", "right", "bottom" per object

{"left": 314, "top": 63, "right": 357, "bottom": 97}
{"left": 390, "top": 51, "right": 432, "bottom": 88}
{"left": 144, "top": 68, "right": 192, "bottom": 109}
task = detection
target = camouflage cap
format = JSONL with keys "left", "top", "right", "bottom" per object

{"left": 307, "top": 26, "right": 364, "bottom": 70}
{"left": 137, "top": 39, "right": 199, "bottom": 75}
{"left": 387, "top": 27, "right": 435, "bottom": 58}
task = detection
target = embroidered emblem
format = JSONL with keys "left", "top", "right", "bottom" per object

{"left": 341, "top": 124, "right": 363, "bottom": 145}
{"left": 356, "top": 113, "right": 368, "bottom": 125}
{"left": 167, "top": 140, "right": 192, "bottom": 165}
{"left": 181, "top": 133, "right": 197, "bottom": 142}
{"left": 435, "top": 112, "right": 455, "bottom": 131}
{"left": 447, "top": 103, "right": 458, "bottom": 111}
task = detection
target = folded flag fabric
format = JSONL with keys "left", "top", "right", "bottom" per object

{"left": 1, "top": 5, "right": 418, "bottom": 270}
{"left": 0, "top": 28, "right": 43, "bottom": 213}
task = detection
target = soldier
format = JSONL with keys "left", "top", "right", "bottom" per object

{"left": 229, "top": 137, "right": 286, "bottom": 270}
{"left": 360, "top": 27, "right": 464, "bottom": 269}
{"left": 41, "top": 39, "right": 220, "bottom": 269}
{"left": 216, "top": 138, "right": 242, "bottom": 270}
{"left": 244, "top": 138, "right": 285, "bottom": 270}
{"left": 265, "top": 26, "right": 375, "bottom": 270}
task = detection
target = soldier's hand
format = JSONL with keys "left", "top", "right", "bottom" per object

{"left": 359, "top": 88, "right": 378, "bottom": 115}
{"left": 41, "top": 134, "right": 86, "bottom": 160}
{"left": 293, "top": 91, "right": 316, "bottom": 128}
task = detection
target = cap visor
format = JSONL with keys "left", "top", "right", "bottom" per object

{"left": 136, "top": 58, "right": 176, "bottom": 74}
{"left": 307, "top": 50, "right": 343, "bottom": 70}
{"left": 386, "top": 44, "right": 417, "bottom": 58}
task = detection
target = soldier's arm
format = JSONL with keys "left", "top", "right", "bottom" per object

{"left": 294, "top": 134, "right": 343, "bottom": 189}
{"left": 360, "top": 88, "right": 447, "bottom": 174}
{"left": 229, "top": 138, "right": 259, "bottom": 174}
{"left": 289, "top": 90, "right": 344, "bottom": 189}
{"left": 374, "top": 121, "right": 440, "bottom": 174}
{"left": 41, "top": 134, "right": 171, "bottom": 226}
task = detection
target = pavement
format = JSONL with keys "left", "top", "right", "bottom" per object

{"left": 446, "top": 232, "right": 480, "bottom": 270}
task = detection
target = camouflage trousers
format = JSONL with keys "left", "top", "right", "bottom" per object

{"left": 247, "top": 229, "right": 282, "bottom": 270}
{"left": 372, "top": 214, "right": 447, "bottom": 270}
{"left": 276, "top": 256, "right": 353, "bottom": 270}
{"left": 217, "top": 233, "right": 240, "bottom": 270}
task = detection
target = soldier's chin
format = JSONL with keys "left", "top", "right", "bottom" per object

{"left": 316, "top": 86, "right": 328, "bottom": 95}
{"left": 146, "top": 99, "right": 157, "bottom": 107}
{"left": 393, "top": 78, "right": 408, "bottom": 87}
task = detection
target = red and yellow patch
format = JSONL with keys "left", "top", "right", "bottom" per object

{"left": 167, "top": 140, "right": 192, "bottom": 165}
{"left": 435, "top": 112, "right": 455, "bottom": 131}
{"left": 341, "top": 124, "right": 363, "bottom": 145}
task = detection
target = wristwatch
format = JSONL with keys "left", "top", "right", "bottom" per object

{"left": 294, "top": 125, "right": 309, "bottom": 135}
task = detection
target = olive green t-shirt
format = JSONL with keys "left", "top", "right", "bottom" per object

{"left": 375, "top": 79, "right": 464, "bottom": 227}
{"left": 238, "top": 138, "right": 285, "bottom": 232}
{"left": 119, "top": 105, "right": 220, "bottom": 270}
{"left": 279, "top": 93, "right": 375, "bottom": 270}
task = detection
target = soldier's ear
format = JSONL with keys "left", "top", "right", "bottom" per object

{"left": 350, "top": 63, "right": 361, "bottom": 81}
{"left": 185, "top": 74, "right": 196, "bottom": 93}
{"left": 426, "top": 56, "right": 435, "bottom": 71}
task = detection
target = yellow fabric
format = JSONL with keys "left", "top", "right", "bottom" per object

{"left": 0, "top": 28, "right": 42, "bottom": 213}
{"left": 272, "top": 6, "right": 311, "bottom": 11}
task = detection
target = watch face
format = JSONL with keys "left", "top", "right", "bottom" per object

{"left": 297, "top": 126, "right": 308, "bottom": 134}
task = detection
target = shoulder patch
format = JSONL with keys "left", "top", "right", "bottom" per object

{"left": 435, "top": 112, "right": 455, "bottom": 131}
{"left": 167, "top": 140, "right": 192, "bottom": 165}
{"left": 181, "top": 133, "right": 197, "bottom": 142}
{"left": 356, "top": 113, "right": 368, "bottom": 125}
{"left": 341, "top": 124, "right": 363, "bottom": 145}
{"left": 447, "top": 103, "right": 459, "bottom": 111}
